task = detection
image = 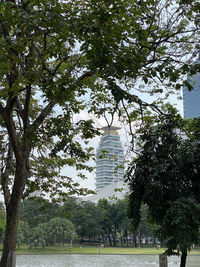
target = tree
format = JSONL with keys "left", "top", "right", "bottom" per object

{"left": 127, "top": 106, "right": 200, "bottom": 267}
{"left": 97, "top": 199, "right": 130, "bottom": 246}
{"left": 72, "top": 201, "right": 101, "bottom": 242}
{"left": 19, "top": 197, "right": 63, "bottom": 229}
{"left": 0, "top": 0, "right": 199, "bottom": 265}
{"left": 28, "top": 223, "right": 47, "bottom": 249}
{"left": 133, "top": 204, "right": 154, "bottom": 247}
{"left": 109, "top": 199, "right": 130, "bottom": 247}
{"left": 97, "top": 199, "right": 114, "bottom": 246}
{"left": 16, "top": 221, "right": 30, "bottom": 249}
{"left": 45, "top": 217, "right": 76, "bottom": 246}
{"left": 61, "top": 197, "right": 79, "bottom": 220}
{"left": 65, "top": 198, "right": 131, "bottom": 246}
{"left": 0, "top": 1, "right": 99, "bottom": 264}
{"left": 18, "top": 198, "right": 76, "bottom": 247}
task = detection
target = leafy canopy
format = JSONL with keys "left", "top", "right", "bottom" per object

{"left": 127, "top": 106, "right": 200, "bottom": 257}
{"left": 0, "top": 0, "right": 199, "bottom": 202}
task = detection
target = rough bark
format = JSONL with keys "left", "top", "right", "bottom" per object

{"left": 0, "top": 200, "right": 20, "bottom": 267}
{"left": 0, "top": 163, "right": 27, "bottom": 267}
{"left": 0, "top": 110, "right": 29, "bottom": 266}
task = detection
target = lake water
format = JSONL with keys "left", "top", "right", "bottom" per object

{"left": 16, "top": 254, "right": 200, "bottom": 267}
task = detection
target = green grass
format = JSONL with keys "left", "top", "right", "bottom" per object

{"left": 10, "top": 244, "right": 200, "bottom": 255}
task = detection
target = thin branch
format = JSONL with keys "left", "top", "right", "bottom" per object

{"left": 121, "top": 99, "right": 134, "bottom": 145}
{"left": 31, "top": 41, "right": 53, "bottom": 76}
{"left": 103, "top": 109, "right": 115, "bottom": 128}
{"left": 52, "top": 56, "right": 71, "bottom": 76}
{"left": 23, "top": 85, "right": 31, "bottom": 131}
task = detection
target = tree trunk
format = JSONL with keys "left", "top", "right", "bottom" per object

{"left": 180, "top": 250, "right": 187, "bottom": 267}
{"left": 106, "top": 234, "right": 112, "bottom": 246}
{"left": 112, "top": 230, "right": 117, "bottom": 247}
{"left": 138, "top": 227, "right": 141, "bottom": 247}
{"left": 0, "top": 198, "right": 21, "bottom": 267}
{"left": 126, "top": 236, "right": 129, "bottom": 247}
{"left": 124, "top": 231, "right": 128, "bottom": 247}
{"left": 133, "top": 233, "right": 137, "bottom": 247}
{"left": 112, "top": 235, "right": 116, "bottom": 246}
{"left": 120, "top": 236, "right": 123, "bottom": 247}
{"left": 0, "top": 160, "right": 27, "bottom": 267}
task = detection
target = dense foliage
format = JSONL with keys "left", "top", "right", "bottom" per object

{"left": 127, "top": 107, "right": 200, "bottom": 267}
{"left": 15, "top": 197, "right": 154, "bottom": 248}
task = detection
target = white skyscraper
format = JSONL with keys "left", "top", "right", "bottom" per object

{"left": 95, "top": 126, "right": 124, "bottom": 191}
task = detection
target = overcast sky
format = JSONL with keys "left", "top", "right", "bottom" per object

{"left": 63, "top": 90, "right": 184, "bottom": 192}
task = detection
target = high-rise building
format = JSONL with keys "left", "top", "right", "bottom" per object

{"left": 183, "top": 54, "right": 200, "bottom": 119}
{"left": 95, "top": 126, "right": 124, "bottom": 191}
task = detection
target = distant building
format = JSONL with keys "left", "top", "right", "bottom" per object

{"left": 83, "top": 181, "right": 128, "bottom": 204}
{"left": 95, "top": 126, "right": 124, "bottom": 191}
{"left": 183, "top": 54, "right": 200, "bottom": 118}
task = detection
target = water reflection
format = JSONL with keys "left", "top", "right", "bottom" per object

{"left": 16, "top": 254, "right": 200, "bottom": 267}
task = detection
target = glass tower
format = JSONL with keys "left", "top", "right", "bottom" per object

{"left": 183, "top": 54, "right": 200, "bottom": 119}
{"left": 95, "top": 126, "right": 124, "bottom": 191}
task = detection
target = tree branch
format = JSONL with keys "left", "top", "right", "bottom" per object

{"left": 71, "top": 71, "right": 95, "bottom": 85}
{"left": 1, "top": 140, "right": 12, "bottom": 208}
{"left": 31, "top": 99, "right": 57, "bottom": 131}
{"left": 52, "top": 56, "right": 71, "bottom": 76}
{"left": 32, "top": 42, "right": 53, "bottom": 76}
{"left": 23, "top": 85, "right": 31, "bottom": 131}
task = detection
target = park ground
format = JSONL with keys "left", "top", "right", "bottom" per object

{"left": 0, "top": 244, "right": 199, "bottom": 255}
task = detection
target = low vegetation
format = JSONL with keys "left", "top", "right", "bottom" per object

{"left": 6, "top": 244, "right": 200, "bottom": 255}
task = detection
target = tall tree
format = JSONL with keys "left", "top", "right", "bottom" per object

{"left": 16, "top": 221, "right": 30, "bottom": 249}
{"left": 19, "top": 197, "right": 62, "bottom": 229}
{"left": 28, "top": 222, "right": 47, "bottom": 249}
{"left": 71, "top": 201, "right": 101, "bottom": 241}
{"left": 97, "top": 199, "right": 114, "bottom": 246}
{"left": 0, "top": 0, "right": 199, "bottom": 265}
{"left": 127, "top": 106, "right": 200, "bottom": 267}
{"left": 45, "top": 217, "right": 76, "bottom": 246}
{"left": 110, "top": 199, "right": 130, "bottom": 247}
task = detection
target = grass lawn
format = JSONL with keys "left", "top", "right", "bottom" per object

{"left": 9, "top": 244, "right": 200, "bottom": 255}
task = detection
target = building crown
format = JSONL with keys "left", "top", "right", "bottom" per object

{"left": 101, "top": 126, "right": 121, "bottom": 136}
